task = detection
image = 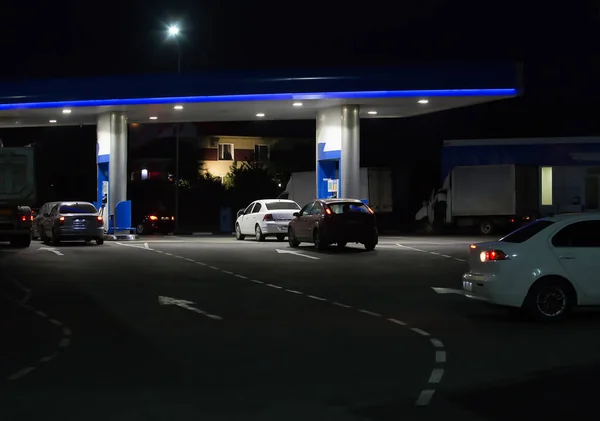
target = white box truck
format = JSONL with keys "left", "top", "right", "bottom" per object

{"left": 278, "top": 167, "right": 393, "bottom": 213}
{"left": 415, "top": 164, "right": 539, "bottom": 235}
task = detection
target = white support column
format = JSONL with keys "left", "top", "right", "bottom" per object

{"left": 97, "top": 112, "right": 127, "bottom": 217}
{"left": 316, "top": 105, "right": 360, "bottom": 199}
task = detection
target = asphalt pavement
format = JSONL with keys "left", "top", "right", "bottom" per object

{"left": 1, "top": 234, "right": 600, "bottom": 421}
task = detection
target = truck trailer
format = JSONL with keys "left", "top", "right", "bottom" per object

{"left": 0, "top": 147, "right": 35, "bottom": 247}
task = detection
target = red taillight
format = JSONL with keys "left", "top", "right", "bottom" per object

{"left": 59, "top": 216, "right": 65, "bottom": 224}
{"left": 325, "top": 207, "right": 332, "bottom": 216}
{"left": 470, "top": 244, "right": 477, "bottom": 249}
{"left": 479, "top": 250, "right": 508, "bottom": 262}
{"left": 263, "top": 214, "right": 273, "bottom": 221}
{"left": 149, "top": 215, "right": 158, "bottom": 221}
{"left": 97, "top": 216, "right": 104, "bottom": 226}
{"left": 21, "top": 215, "right": 27, "bottom": 222}
{"left": 30, "top": 215, "right": 34, "bottom": 221}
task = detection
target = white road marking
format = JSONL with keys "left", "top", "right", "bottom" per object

{"left": 38, "top": 247, "right": 64, "bottom": 256}
{"left": 250, "top": 279, "right": 264, "bottom": 284}
{"left": 48, "top": 319, "right": 62, "bottom": 326}
{"left": 266, "top": 283, "right": 282, "bottom": 289}
{"left": 222, "top": 270, "right": 233, "bottom": 275}
{"left": 454, "top": 257, "right": 467, "bottom": 262}
{"left": 185, "top": 258, "right": 195, "bottom": 262}
{"left": 115, "top": 242, "right": 152, "bottom": 251}
{"left": 175, "top": 255, "right": 184, "bottom": 259}
{"left": 39, "top": 352, "right": 59, "bottom": 363}
{"left": 428, "top": 368, "right": 444, "bottom": 384}
{"left": 436, "top": 350, "right": 447, "bottom": 363}
{"left": 358, "top": 309, "right": 381, "bottom": 317}
{"left": 432, "top": 287, "right": 465, "bottom": 296}
{"left": 58, "top": 338, "right": 71, "bottom": 348}
{"left": 286, "top": 289, "right": 303, "bottom": 295}
{"left": 441, "top": 254, "right": 453, "bottom": 258}
{"left": 415, "top": 389, "right": 435, "bottom": 406}
{"left": 158, "top": 295, "right": 222, "bottom": 321}
{"left": 235, "top": 274, "right": 248, "bottom": 279}
{"left": 411, "top": 327, "right": 430, "bottom": 336}
{"left": 35, "top": 310, "right": 48, "bottom": 318}
{"left": 307, "top": 295, "right": 327, "bottom": 301}
{"left": 196, "top": 262, "right": 207, "bottom": 266}
{"left": 396, "top": 243, "right": 467, "bottom": 262}
{"left": 62, "top": 327, "right": 72, "bottom": 336}
{"left": 275, "top": 249, "right": 320, "bottom": 260}
{"left": 8, "top": 367, "right": 36, "bottom": 380}
{"left": 430, "top": 338, "right": 444, "bottom": 348}
{"left": 165, "top": 253, "right": 173, "bottom": 256}
{"left": 395, "top": 243, "right": 426, "bottom": 252}
{"left": 387, "top": 318, "right": 407, "bottom": 326}
{"left": 208, "top": 266, "right": 218, "bottom": 270}
{"left": 333, "top": 302, "right": 351, "bottom": 308}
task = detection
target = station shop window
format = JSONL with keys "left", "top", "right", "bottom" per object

{"left": 541, "top": 166, "right": 553, "bottom": 205}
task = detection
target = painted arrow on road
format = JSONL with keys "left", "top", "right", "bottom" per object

{"left": 275, "top": 249, "right": 320, "bottom": 260}
{"left": 38, "top": 247, "right": 64, "bottom": 256}
{"left": 431, "top": 287, "right": 464, "bottom": 296}
{"left": 158, "top": 296, "right": 222, "bottom": 320}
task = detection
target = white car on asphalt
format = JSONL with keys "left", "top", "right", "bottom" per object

{"left": 463, "top": 213, "right": 600, "bottom": 321}
{"left": 235, "top": 199, "right": 301, "bottom": 242}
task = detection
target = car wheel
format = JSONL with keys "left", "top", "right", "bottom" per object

{"left": 524, "top": 278, "right": 575, "bottom": 322}
{"left": 288, "top": 228, "right": 300, "bottom": 247}
{"left": 235, "top": 224, "right": 245, "bottom": 240}
{"left": 137, "top": 224, "right": 145, "bottom": 235}
{"left": 313, "top": 229, "right": 326, "bottom": 250}
{"left": 479, "top": 220, "right": 494, "bottom": 235}
{"left": 96, "top": 237, "right": 104, "bottom": 245}
{"left": 255, "top": 225, "right": 265, "bottom": 242}
{"left": 364, "top": 241, "right": 376, "bottom": 251}
{"left": 337, "top": 241, "right": 347, "bottom": 248}
{"left": 276, "top": 234, "right": 285, "bottom": 242}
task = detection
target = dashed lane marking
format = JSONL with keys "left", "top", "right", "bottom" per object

{"left": 115, "top": 242, "right": 448, "bottom": 406}
{"left": 395, "top": 243, "right": 467, "bottom": 262}
{"left": 2, "top": 277, "right": 73, "bottom": 382}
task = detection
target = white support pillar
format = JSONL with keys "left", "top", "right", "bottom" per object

{"left": 316, "top": 105, "right": 360, "bottom": 199}
{"left": 97, "top": 112, "right": 128, "bottom": 217}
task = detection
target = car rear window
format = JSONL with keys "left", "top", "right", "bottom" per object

{"left": 60, "top": 204, "right": 97, "bottom": 214}
{"left": 499, "top": 220, "right": 555, "bottom": 243}
{"left": 265, "top": 202, "right": 300, "bottom": 210}
{"left": 327, "top": 202, "right": 371, "bottom": 214}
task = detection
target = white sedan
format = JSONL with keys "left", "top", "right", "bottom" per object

{"left": 462, "top": 213, "right": 600, "bottom": 321}
{"left": 235, "top": 199, "right": 301, "bottom": 242}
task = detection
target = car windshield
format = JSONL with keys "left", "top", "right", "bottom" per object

{"left": 60, "top": 204, "right": 97, "bottom": 214}
{"left": 327, "top": 202, "right": 371, "bottom": 214}
{"left": 499, "top": 220, "right": 555, "bottom": 243}
{"left": 265, "top": 202, "right": 300, "bottom": 210}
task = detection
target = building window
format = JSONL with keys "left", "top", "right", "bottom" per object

{"left": 541, "top": 166, "right": 553, "bottom": 205}
{"left": 218, "top": 143, "right": 234, "bottom": 161}
{"left": 254, "top": 144, "right": 269, "bottom": 162}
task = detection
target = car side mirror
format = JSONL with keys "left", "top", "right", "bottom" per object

{"left": 293, "top": 212, "right": 300, "bottom": 217}
{"left": 43, "top": 213, "right": 50, "bottom": 217}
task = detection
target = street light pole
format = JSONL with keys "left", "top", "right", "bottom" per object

{"left": 168, "top": 24, "right": 182, "bottom": 233}
{"left": 174, "top": 39, "right": 181, "bottom": 233}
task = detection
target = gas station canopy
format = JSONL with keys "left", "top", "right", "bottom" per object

{"left": 0, "top": 64, "right": 520, "bottom": 127}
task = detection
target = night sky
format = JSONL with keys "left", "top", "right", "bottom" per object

{"left": 0, "top": 1, "right": 599, "bottom": 201}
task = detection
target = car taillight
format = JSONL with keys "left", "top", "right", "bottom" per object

{"left": 30, "top": 215, "right": 34, "bottom": 221}
{"left": 325, "top": 207, "right": 332, "bottom": 216}
{"left": 367, "top": 206, "right": 374, "bottom": 214}
{"left": 470, "top": 244, "right": 477, "bottom": 249}
{"left": 171, "top": 216, "right": 175, "bottom": 221}
{"left": 149, "top": 215, "right": 158, "bottom": 221}
{"left": 263, "top": 214, "right": 273, "bottom": 221}
{"left": 59, "top": 216, "right": 65, "bottom": 225}
{"left": 97, "top": 216, "right": 104, "bottom": 226}
{"left": 479, "top": 250, "right": 508, "bottom": 262}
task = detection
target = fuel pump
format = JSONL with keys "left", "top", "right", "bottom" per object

{"left": 99, "top": 181, "right": 109, "bottom": 234}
